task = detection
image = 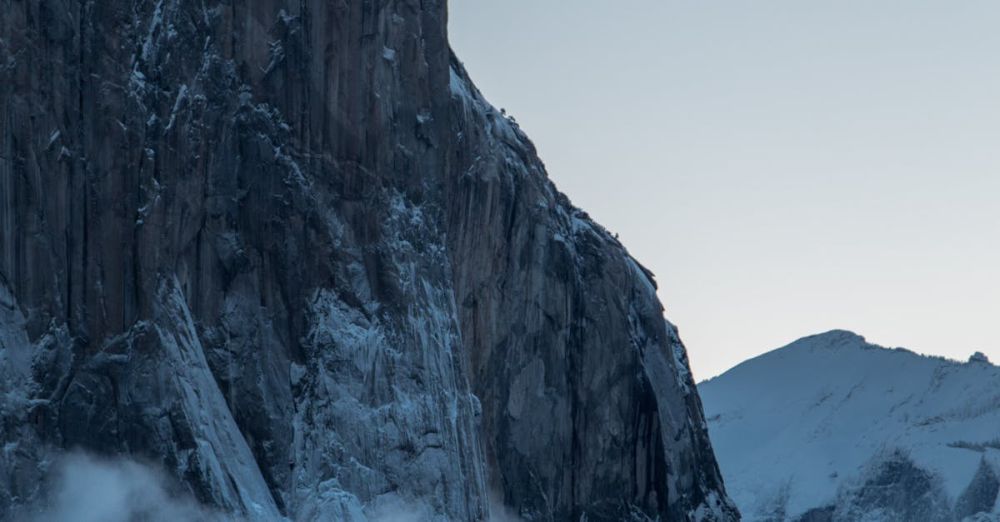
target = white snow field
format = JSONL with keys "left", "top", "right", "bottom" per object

{"left": 700, "top": 330, "right": 1000, "bottom": 521}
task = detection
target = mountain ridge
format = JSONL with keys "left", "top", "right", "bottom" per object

{"left": 700, "top": 329, "right": 992, "bottom": 387}
{"left": 700, "top": 330, "right": 1000, "bottom": 521}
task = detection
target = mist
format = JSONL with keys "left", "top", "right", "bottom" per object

{"left": 27, "top": 452, "right": 223, "bottom": 522}
{"left": 23, "top": 452, "right": 524, "bottom": 522}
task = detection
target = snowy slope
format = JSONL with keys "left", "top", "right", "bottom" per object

{"left": 699, "top": 330, "right": 1000, "bottom": 521}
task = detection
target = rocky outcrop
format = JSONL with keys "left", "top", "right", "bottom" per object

{"left": 953, "top": 460, "right": 999, "bottom": 521}
{"left": 0, "top": 1, "right": 736, "bottom": 520}
{"left": 834, "top": 451, "right": 952, "bottom": 522}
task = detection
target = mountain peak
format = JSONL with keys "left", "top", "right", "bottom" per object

{"left": 701, "top": 334, "right": 1000, "bottom": 521}
{"left": 969, "top": 351, "right": 991, "bottom": 364}
{"left": 787, "top": 329, "right": 867, "bottom": 350}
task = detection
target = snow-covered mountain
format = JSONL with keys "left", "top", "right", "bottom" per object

{"left": 699, "top": 330, "right": 1000, "bottom": 521}
{"left": 0, "top": 1, "right": 736, "bottom": 520}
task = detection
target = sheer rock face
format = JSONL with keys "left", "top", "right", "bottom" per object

{"left": 0, "top": 1, "right": 736, "bottom": 520}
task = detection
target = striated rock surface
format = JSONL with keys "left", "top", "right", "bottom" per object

{"left": 0, "top": 1, "right": 736, "bottom": 520}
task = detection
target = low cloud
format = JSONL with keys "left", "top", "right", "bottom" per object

{"left": 29, "top": 452, "right": 223, "bottom": 522}
{"left": 26, "top": 452, "right": 525, "bottom": 522}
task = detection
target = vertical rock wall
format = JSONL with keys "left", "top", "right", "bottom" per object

{"left": 0, "top": 1, "right": 736, "bottom": 520}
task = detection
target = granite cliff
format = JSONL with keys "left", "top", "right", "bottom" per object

{"left": 0, "top": 1, "right": 736, "bottom": 520}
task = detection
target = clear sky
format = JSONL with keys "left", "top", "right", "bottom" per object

{"left": 448, "top": 1, "right": 1000, "bottom": 380}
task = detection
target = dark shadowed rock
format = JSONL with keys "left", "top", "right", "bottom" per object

{"left": 954, "top": 459, "right": 999, "bottom": 521}
{"left": 0, "top": 1, "right": 736, "bottom": 520}
{"left": 834, "top": 451, "right": 951, "bottom": 522}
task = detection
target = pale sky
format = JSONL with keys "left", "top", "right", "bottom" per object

{"left": 448, "top": 1, "right": 1000, "bottom": 380}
